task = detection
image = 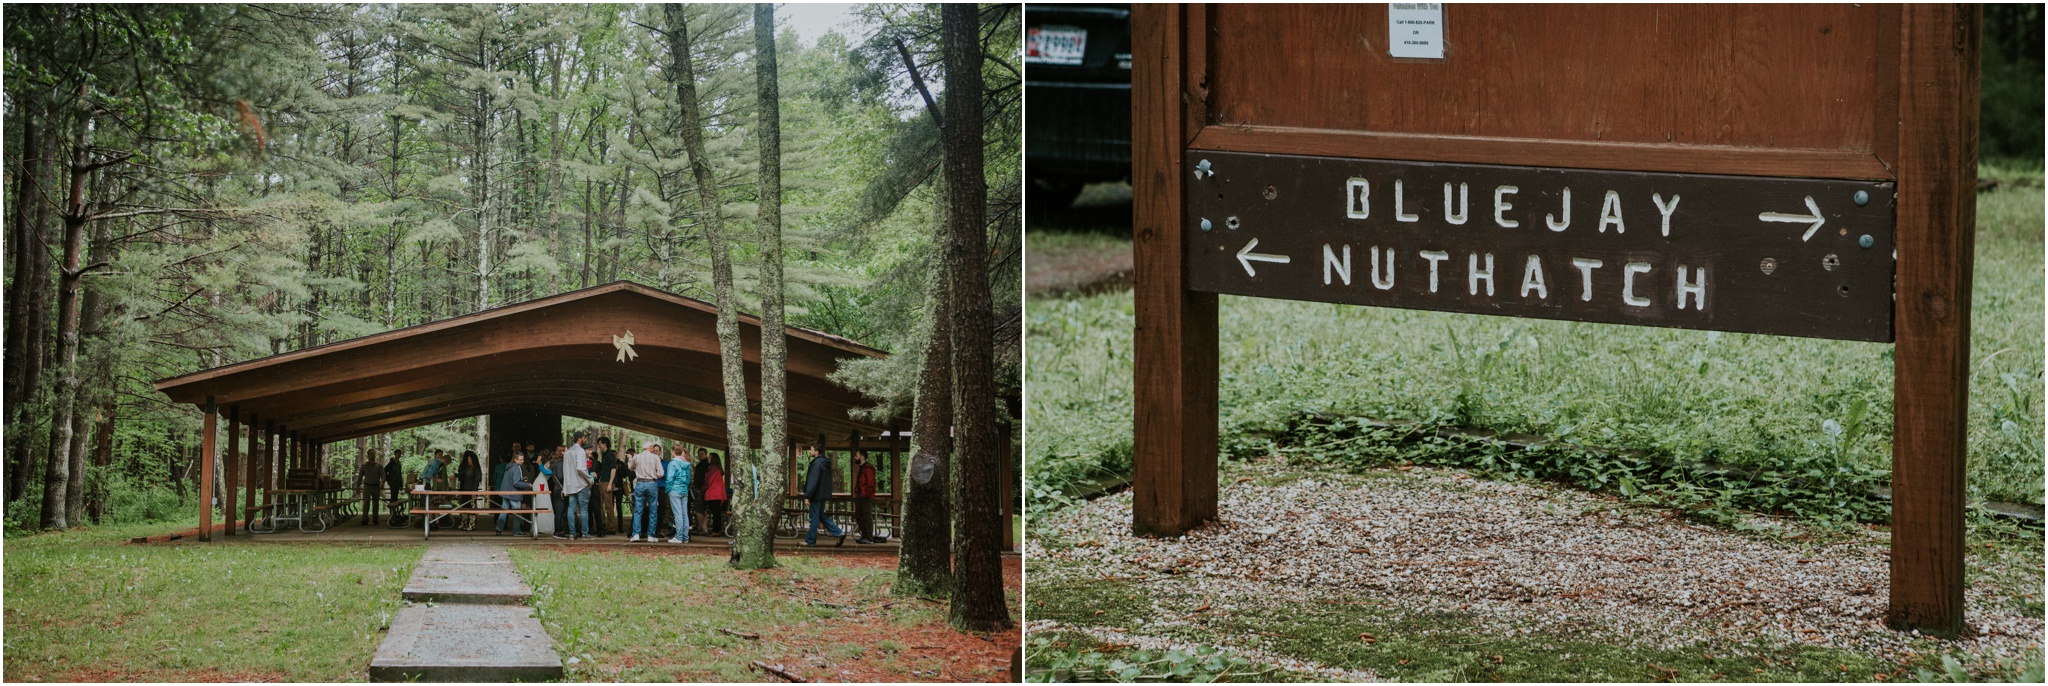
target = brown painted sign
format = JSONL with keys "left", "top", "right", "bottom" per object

{"left": 1183, "top": 151, "right": 1897, "bottom": 341}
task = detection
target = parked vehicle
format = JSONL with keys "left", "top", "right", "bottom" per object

{"left": 1025, "top": 4, "right": 1132, "bottom": 210}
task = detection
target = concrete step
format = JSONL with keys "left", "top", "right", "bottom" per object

{"left": 370, "top": 604, "right": 562, "bottom": 682}
{"left": 402, "top": 544, "right": 530, "bottom": 604}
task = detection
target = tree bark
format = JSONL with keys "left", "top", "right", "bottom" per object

{"left": 39, "top": 106, "right": 95, "bottom": 530}
{"left": 896, "top": 191, "right": 955, "bottom": 598}
{"left": 664, "top": 3, "right": 772, "bottom": 569}
{"left": 88, "top": 395, "right": 114, "bottom": 523}
{"left": 5, "top": 114, "right": 48, "bottom": 504}
{"left": 940, "top": 3, "right": 1012, "bottom": 631}
{"left": 740, "top": 2, "right": 789, "bottom": 570}
{"left": 64, "top": 221, "right": 109, "bottom": 523}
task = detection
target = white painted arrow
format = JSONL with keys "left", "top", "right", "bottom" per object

{"left": 1758, "top": 196, "right": 1826, "bottom": 242}
{"left": 1236, "top": 238, "right": 1292, "bottom": 277}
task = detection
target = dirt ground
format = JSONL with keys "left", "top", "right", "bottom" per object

{"left": 538, "top": 546, "right": 1025, "bottom": 683}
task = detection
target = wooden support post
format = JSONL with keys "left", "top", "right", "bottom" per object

{"left": 889, "top": 421, "right": 904, "bottom": 521}
{"left": 261, "top": 420, "right": 276, "bottom": 508}
{"left": 1889, "top": 3, "right": 1979, "bottom": 637}
{"left": 849, "top": 429, "right": 861, "bottom": 496}
{"left": 199, "top": 397, "right": 217, "bottom": 542}
{"left": 225, "top": 406, "right": 240, "bottom": 535}
{"left": 1131, "top": 4, "right": 1219, "bottom": 537}
{"left": 244, "top": 414, "right": 259, "bottom": 524}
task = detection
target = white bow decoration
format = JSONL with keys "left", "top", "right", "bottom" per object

{"left": 613, "top": 330, "right": 638, "bottom": 363}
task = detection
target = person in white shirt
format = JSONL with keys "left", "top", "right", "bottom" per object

{"left": 628, "top": 441, "right": 665, "bottom": 541}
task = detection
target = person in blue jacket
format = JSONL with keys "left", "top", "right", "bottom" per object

{"left": 496, "top": 452, "right": 535, "bottom": 536}
{"left": 801, "top": 443, "right": 847, "bottom": 547}
{"left": 663, "top": 443, "right": 693, "bottom": 543}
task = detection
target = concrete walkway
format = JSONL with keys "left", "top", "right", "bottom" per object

{"left": 370, "top": 544, "right": 563, "bottom": 682}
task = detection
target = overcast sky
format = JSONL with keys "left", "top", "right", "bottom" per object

{"left": 781, "top": 3, "right": 866, "bottom": 47}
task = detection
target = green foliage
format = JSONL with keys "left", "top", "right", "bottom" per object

{"left": 4, "top": 5, "right": 1013, "bottom": 527}
{"left": 1278, "top": 414, "right": 1894, "bottom": 525}
{"left": 1025, "top": 635, "right": 1283, "bottom": 683}
{"left": 1981, "top": 4, "right": 2044, "bottom": 162}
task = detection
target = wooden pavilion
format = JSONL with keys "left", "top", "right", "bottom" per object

{"left": 155, "top": 281, "right": 919, "bottom": 540}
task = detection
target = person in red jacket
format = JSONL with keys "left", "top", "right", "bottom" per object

{"left": 852, "top": 450, "right": 880, "bottom": 544}
{"left": 700, "top": 450, "right": 729, "bottom": 537}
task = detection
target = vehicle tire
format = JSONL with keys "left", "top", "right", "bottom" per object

{"left": 1028, "top": 176, "right": 1085, "bottom": 212}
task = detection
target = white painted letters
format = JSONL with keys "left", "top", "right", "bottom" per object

{"left": 1494, "top": 186, "right": 1519, "bottom": 228}
{"left": 1653, "top": 193, "right": 1681, "bottom": 237}
{"left": 1370, "top": 247, "right": 1396, "bottom": 290}
{"left": 1469, "top": 253, "right": 1495, "bottom": 296}
{"left": 1676, "top": 264, "right": 1707, "bottom": 310}
{"left": 1546, "top": 187, "right": 1572, "bottom": 232}
{"left": 1347, "top": 178, "right": 1370, "bottom": 219}
{"left": 1622, "top": 262, "right": 1653, "bottom": 307}
{"left": 1572, "top": 258, "right": 1603, "bottom": 301}
{"left": 1323, "top": 244, "right": 1352, "bottom": 286}
{"left": 1420, "top": 250, "right": 1450, "bottom": 293}
{"left": 1395, "top": 180, "right": 1419, "bottom": 222}
{"left": 1520, "top": 255, "right": 1548, "bottom": 299}
{"left": 1443, "top": 182, "right": 1469, "bottom": 225}
{"left": 1598, "top": 190, "right": 1625, "bottom": 234}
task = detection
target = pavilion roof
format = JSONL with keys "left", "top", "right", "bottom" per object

{"left": 155, "top": 281, "right": 901, "bottom": 446}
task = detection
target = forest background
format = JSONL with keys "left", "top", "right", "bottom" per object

{"left": 1, "top": 3, "right": 1023, "bottom": 533}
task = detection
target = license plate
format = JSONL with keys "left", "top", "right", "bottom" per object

{"left": 1027, "top": 25, "right": 1087, "bottom": 65}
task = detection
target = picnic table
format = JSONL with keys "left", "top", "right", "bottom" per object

{"left": 260, "top": 487, "right": 348, "bottom": 534}
{"left": 410, "top": 489, "right": 549, "bottom": 540}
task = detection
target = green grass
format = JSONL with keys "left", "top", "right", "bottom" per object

{"left": 514, "top": 548, "right": 1020, "bottom": 682}
{"left": 1028, "top": 589, "right": 1908, "bottom": 683}
{"left": 1026, "top": 184, "right": 2044, "bottom": 509}
{"left": 2, "top": 524, "right": 417, "bottom": 681}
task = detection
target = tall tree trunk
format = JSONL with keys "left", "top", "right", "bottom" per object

{"left": 5, "top": 114, "right": 47, "bottom": 504}
{"left": 581, "top": 178, "right": 593, "bottom": 287}
{"left": 40, "top": 107, "right": 95, "bottom": 530}
{"left": 88, "top": 396, "right": 114, "bottom": 523}
{"left": 664, "top": 3, "right": 765, "bottom": 567}
{"left": 64, "top": 221, "right": 109, "bottom": 523}
{"left": 941, "top": 3, "right": 1011, "bottom": 632}
{"left": 740, "top": 2, "right": 789, "bottom": 570}
{"left": 896, "top": 190, "right": 955, "bottom": 597}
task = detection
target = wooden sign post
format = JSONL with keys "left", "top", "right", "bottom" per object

{"left": 1131, "top": 4, "right": 1979, "bottom": 636}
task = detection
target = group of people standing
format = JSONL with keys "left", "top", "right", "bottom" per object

{"left": 348, "top": 433, "right": 885, "bottom": 547}
{"left": 351, "top": 432, "right": 731, "bottom": 541}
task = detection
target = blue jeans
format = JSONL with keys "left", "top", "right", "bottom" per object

{"left": 632, "top": 481, "right": 661, "bottom": 538}
{"left": 565, "top": 489, "right": 590, "bottom": 538}
{"left": 667, "top": 490, "right": 690, "bottom": 541}
{"left": 497, "top": 496, "right": 527, "bottom": 536}
{"left": 805, "top": 498, "right": 843, "bottom": 544}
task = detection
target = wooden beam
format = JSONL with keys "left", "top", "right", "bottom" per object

{"left": 305, "top": 395, "right": 741, "bottom": 446}
{"left": 1131, "top": 4, "right": 1219, "bottom": 536}
{"left": 1888, "top": 3, "right": 1979, "bottom": 638}
{"left": 243, "top": 413, "right": 258, "bottom": 527}
{"left": 199, "top": 397, "right": 216, "bottom": 542}
{"left": 228, "top": 357, "right": 880, "bottom": 437}
{"left": 261, "top": 420, "right": 275, "bottom": 509}
{"left": 225, "top": 405, "right": 240, "bottom": 535}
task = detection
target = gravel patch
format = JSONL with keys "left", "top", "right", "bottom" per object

{"left": 1030, "top": 459, "right": 2044, "bottom": 672}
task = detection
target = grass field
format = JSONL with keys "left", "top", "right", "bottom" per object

{"left": 515, "top": 548, "right": 1023, "bottom": 682}
{"left": 1, "top": 525, "right": 417, "bottom": 681}
{"left": 1026, "top": 179, "right": 2045, "bottom": 509}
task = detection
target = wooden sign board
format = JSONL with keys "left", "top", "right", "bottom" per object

{"left": 1130, "top": 4, "right": 1979, "bottom": 636}
{"left": 1185, "top": 151, "right": 1898, "bottom": 340}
